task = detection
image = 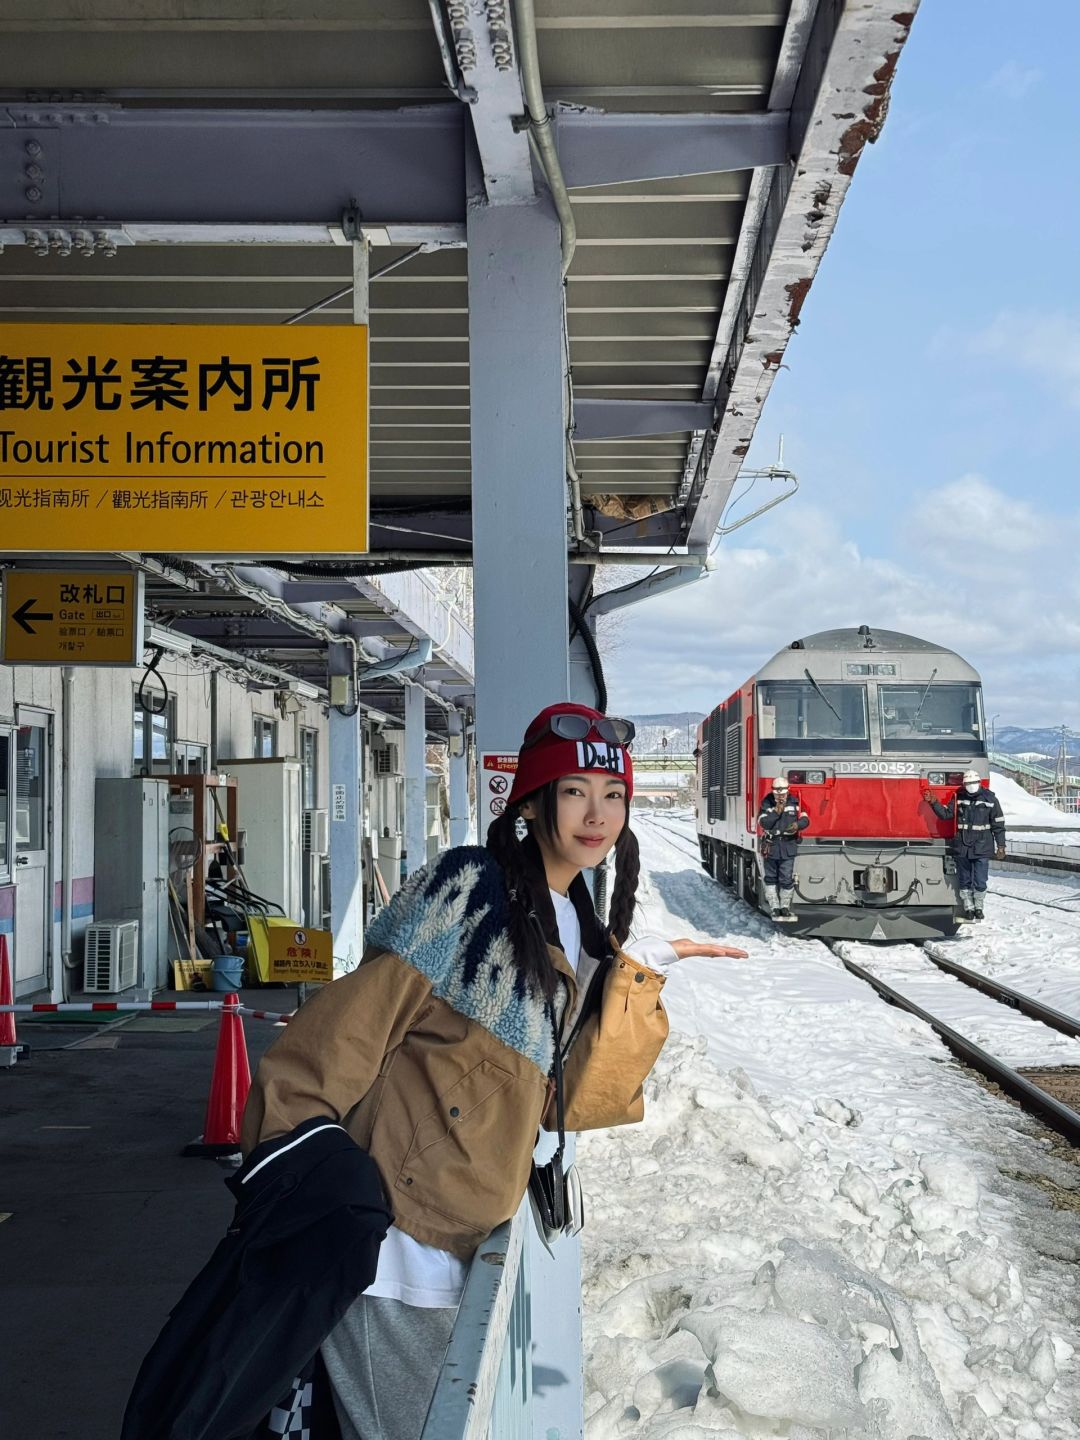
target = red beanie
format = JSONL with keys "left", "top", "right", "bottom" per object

{"left": 507, "top": 703, "right": 634, "bottom": 804}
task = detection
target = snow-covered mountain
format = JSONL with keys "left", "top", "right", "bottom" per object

{"left": 626, "top": 711, "right": 705, "bottom": 755}
{"left": 993, "top": 725, "right": 1080, "bottom": 763}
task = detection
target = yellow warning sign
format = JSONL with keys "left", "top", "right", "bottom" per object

{"left": 1, "top": 569, "right": 144, "bottom": 665}
{"left": 0, "top": 323, "right": 367, "bottom": 553}
{"left": 266, "top": 925, "right": 334, "bottom": 984}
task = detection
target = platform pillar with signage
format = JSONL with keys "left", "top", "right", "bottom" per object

{"left": 327, "top": 640, "right": 364, "bottom": 976}
{"left": 467, "top": 194, "right": 581, "bottom": 1437}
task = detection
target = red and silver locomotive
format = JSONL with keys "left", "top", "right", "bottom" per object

{"left": 694, "top": 626, "right": 988, "bottom": 940}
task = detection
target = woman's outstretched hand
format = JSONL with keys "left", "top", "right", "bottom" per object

{"left": 669, "top": 938, "right": 749, "bottom": 960}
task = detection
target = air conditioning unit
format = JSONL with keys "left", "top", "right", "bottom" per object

{"left": 302, "top": 808, "right": 329, "bottom": 855}
{"left": 372, "top": 743, "right": 400, "bottom": 776}
{"left": 83, "top": 921, "right": 140, "bottom": 993}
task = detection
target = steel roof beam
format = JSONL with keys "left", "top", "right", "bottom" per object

{"left": 574, "top": 398, "right": 713, "bottom": 439}
{"left": 0, "top": 105, "right": 466, "bottom": 229}
{"left": 556, "top": 110, "right": 788, "bottom": 189}
{"left": 436, "top": 0, "right": 536, "bottom": 204}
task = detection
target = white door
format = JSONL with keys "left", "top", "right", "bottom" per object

{"left": 14, "top": 711, "right": 52, "bottom": 997}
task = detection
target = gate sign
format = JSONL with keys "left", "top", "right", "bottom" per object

{"left": 0, "top": 323, "right": 368, "bottom": 553}
{"left": 480, "top": 752, "right": 518, "bottom": 836}
{"left": 1, "top": 568, "right": 144, "bottom": 665}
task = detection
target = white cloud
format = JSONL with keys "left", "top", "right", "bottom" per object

{"left": 604, "top": 481, "right": 1080, "bottom": 728}
{"left": 987, "top": 62, "right": 1042, "bottom": 101}
{"left": 969, "top": 309, "right": 1080, "bottom": 408}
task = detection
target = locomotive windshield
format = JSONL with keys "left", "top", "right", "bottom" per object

{"left": 757, "top": 681, "right": 869, "bottom": 754}
{"left": 878, "top": 683, "right": 985, "bottom": 753}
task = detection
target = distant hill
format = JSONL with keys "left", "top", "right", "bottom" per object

{"left": 993, "top": 726, "right": 1080, "bottom": 763}
{"left": 627, "top": 712, "right": 705, "bottom": 756}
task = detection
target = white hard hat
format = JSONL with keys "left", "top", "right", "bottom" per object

{"left": 772, "top": 776, "right": 789, "bottom": 789}
{"left": 962, "top": 770, "right": 981, "bottom": 785}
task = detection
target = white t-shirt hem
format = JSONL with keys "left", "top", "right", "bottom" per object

{"left": 364, "top": 1276, "right": 464, "bottom": 1309}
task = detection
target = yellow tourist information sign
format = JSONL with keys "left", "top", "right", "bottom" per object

{"left": 0, "top": 323, "right": 367, "bottom": 553}
{"left": 1, "top": 568, "right": 144, "bottom": 664}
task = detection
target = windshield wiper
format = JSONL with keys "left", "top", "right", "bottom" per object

{"left": 803, "top": 668, "right": 843, "bottom": 725}
{"left": 911, "top": 667, "right": 939, "bottom": 728}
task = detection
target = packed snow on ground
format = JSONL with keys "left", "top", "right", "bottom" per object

{"left": 578, "top": 812, "right": 1080, "bottom": 1440}
{"left": 992, "top": 773, "right": 1080, "bottom": 832}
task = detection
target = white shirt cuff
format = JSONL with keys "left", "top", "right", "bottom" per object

{"left": 622, "top": 934, "right": 679, "bottom": 971}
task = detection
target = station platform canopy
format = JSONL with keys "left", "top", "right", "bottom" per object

{"left": 0, "top": 0, "right": 918, "bottom": 721}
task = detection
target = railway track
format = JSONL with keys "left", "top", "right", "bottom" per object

{"left": 990, "top": 883, "right": 1080, "bottom": 919}
{"left": 830, "top": 940, "right": 1080, "bottom": 1146}
{"left": 636, "top": 812, "right": 705, "bottom": 864}
{"left": 640, "top": 813, "right": 1080, "bottom": 1142}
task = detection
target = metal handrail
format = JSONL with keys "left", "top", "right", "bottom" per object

{"left": 421, "top": 1208, "right": 532, "bottom": 1439}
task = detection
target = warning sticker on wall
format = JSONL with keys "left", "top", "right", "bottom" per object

{"left": 479, "top": 752, "right": 518, "bottom": 838}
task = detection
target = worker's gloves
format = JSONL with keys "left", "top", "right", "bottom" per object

{"left": 995, "top": 846, "right": 1007, "bottom": 860}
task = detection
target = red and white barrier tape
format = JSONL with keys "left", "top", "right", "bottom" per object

{"left": 0, "top": 1000, "right": 292, "bottom": 1023}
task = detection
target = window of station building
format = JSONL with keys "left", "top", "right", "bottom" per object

{"left": 133, "top": 694, "right": 177, "bottom": 776}
{"left": 0, "top": 728, "right": 12, "bottom": 883}
{"left": 172, "top": 741, "right": 208, "bottom": 775}
{"left": 300, "top": 727, "right": 318, "bottom": 809}
{"left": 757, "top": 681, "right": 869, "bottom": 753}
{"left": 879, "top": 683, "right": 985, "bottom": 753}
{"left": 253, "top": 716, "right": 278, "bottom": 759}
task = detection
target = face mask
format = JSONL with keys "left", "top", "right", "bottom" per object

{"left": 964, "top": 783, "right": 980, "bottom": 794}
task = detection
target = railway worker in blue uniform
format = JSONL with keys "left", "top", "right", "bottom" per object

{"left": 923, "top": 769, "right": 1006, "bottom": 922}
{"left": 757, "top": 776, "right": 809, "bottom": 922}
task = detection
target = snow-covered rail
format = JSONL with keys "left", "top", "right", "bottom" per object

{"left": 830, "top": 941, "right": 1080, "bottom": 1146}
{"left": 922, "top": 945, "right": 1080, "bottom": 1040}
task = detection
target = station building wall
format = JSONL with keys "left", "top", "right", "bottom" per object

{"left": 0, "top": 658, "right": 328, "bottom": 998}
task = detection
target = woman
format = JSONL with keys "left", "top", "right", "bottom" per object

{"left": 241, "top": 703, "right": 748, "bottom": 1439}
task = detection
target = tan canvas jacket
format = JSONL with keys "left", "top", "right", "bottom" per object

{"left": 241, "top": 847, "right": 667, "bottom": 1259}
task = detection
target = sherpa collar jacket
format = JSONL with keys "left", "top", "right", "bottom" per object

{"left": 241, "top": 845, "right": 668, "bottom": 1259}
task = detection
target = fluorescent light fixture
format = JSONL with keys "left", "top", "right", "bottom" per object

{"left": 290, "top": 679, "right": 320, "bottom": 700}
{"left": 145, "top": 624, "right": 193, "bottom": 656}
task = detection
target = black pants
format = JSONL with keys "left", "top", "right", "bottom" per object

{"left": 955, "top": 854, "right": 989, "bottom": 894}
{"left": 764, "top": 854, "right": 795, "bottom": 889}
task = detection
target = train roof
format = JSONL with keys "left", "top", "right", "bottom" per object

{"left": 757, "top": 626, "right": 981, "bottom": 680}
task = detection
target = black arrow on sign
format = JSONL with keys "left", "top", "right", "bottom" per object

{"left": 12, "top": 598, "right": 54, "bottom": 635}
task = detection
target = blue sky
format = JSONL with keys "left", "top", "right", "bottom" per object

{"left": 609, "top": 0, "right": 1080, "bottom": 729}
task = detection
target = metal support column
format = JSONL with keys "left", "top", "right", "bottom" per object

{"left": 403, "top": 683, "right": 428, "bottom": 875}
{"left": 327, "top": 643, "right": 364, "bottom": 974}
{"left": 447, "top": 710, "right": 470, "bottom": 848}
{"left": 469, "top": 196, "right": 570, "bottom": 749}
{"left": 468, "top": 192, "right": 581, "bottom": 1438}
{"left": 327, "top": 242, "right": 370, "bottom": 973}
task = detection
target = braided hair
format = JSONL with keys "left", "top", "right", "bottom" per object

{"left": 485, "top": 779, "right": 640, "bottom": 993}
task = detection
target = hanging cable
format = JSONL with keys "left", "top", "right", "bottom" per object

{"left": 568, "top": 595, "right": 607, "bottom": 713}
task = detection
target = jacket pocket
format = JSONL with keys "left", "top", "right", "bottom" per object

{"left": 395, "top": 1060, "right": 525, "bottom": 1229}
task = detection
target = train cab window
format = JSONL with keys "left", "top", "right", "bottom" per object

{"left": 757, "top": 681, "right": 869, "bottom": 754}
{"left": 878, "top": 683, "right": 985, "bottom": 753}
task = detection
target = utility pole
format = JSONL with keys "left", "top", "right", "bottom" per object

{"left": 1056, "top": 724, "right": 1069, "bottom": 812}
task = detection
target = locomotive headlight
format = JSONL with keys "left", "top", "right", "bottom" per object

{"left": 927, "top": 771, "right": 945, "bottom": 785}
{"left": 805, "top": 770, "right": 826, "bottom": 785}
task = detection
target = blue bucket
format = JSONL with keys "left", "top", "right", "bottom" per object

{"left": 212, "top": 953, "right": 244, "bottom": 993}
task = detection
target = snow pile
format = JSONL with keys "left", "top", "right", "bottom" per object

{"left": 580, "top": 1038, "right": 1079, "bottom": 1439}
{"left": 578, "top": 814, "right": 1080, "bottom": 1439}
{"left": 991, "top": 772, "right": 1080, "bottom": 831}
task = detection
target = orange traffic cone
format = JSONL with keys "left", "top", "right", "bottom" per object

{"left": 0, "top": 934, "right": 16, "bottom": 1047}
{"left": 183, "top": 993, "right": 252, "bottom": 1157}
{"left": 0, "top": 932, "right": 27, "bottom": 1065}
